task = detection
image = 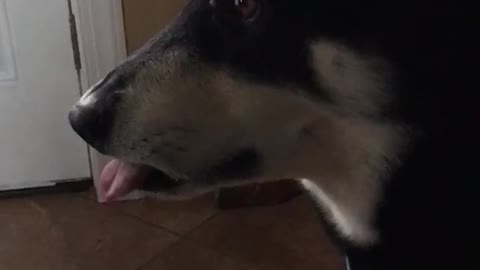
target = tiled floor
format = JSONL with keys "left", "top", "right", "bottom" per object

{"left": 0, "top": 188, "right": 344, "bottom": 270}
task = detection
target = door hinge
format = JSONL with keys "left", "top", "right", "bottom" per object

{"left": 67, "top": 0, "right": 82, "bottom": 72}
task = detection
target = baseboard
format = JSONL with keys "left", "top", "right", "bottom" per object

{"left": 0, "top": 179, "right": 92, "bottom": 199}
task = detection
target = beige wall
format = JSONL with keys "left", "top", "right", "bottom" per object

{"left": 122, "top": 0, "right": 184, "bottom": 53}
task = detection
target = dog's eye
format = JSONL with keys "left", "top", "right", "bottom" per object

{"left": 234, "top": 0, "right": 257, "bottom": 20}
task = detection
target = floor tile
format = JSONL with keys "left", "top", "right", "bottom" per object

{"left": 78, "top": 186, "right": 146, "bottom": 202}
{"left": 111, "top": 194, "right": 218, "bottom": 235}
{"left": 77, "top": 186, "right": 97, "bottom": 201}
{"left": 142, "top": 240, "right": 255, "bottom": 270}
{"left": 0, "top": 195, "right": 178, "bottom": 270}
{"left": 187, "top": 196, "right": 344, "bottom": 270}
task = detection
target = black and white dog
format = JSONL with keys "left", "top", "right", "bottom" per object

{"left": 69, "top": 1, "right": 477, "bottom": 269}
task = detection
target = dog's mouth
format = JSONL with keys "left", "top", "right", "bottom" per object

{"left": 98, "top": 159, "right": 185, "bottom": 202}
{"left": 97, "top": 148, "right": 261, "bottom": 202}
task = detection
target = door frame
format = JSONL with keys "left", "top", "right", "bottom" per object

{"left": 71, "top": 0, "right": 127, "bottom": 186}
{"left": 71, "top": 0, "right": 127, "bottom": 87}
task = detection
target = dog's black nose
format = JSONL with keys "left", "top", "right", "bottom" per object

{"left": 69, "top": 69, "right": 127, "bottom": 151}
{"left": 69, "top": 105, "right": 108, "bottom": 152}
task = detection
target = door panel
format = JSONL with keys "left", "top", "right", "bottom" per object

{"left": 0, "top": 0, "right": 90, "bottom": 190}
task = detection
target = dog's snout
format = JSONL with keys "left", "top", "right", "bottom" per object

{"left": 69, "top": 106, "right": 106, "bottom": 150}
{"left": 69, "top": 72, "right": 125, "bottom": 152}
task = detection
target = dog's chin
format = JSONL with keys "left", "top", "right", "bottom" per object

{"left": 98, "top": 159, "right": 187, "bottom": 202}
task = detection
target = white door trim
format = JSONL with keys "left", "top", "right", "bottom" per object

{"left": 71, "top": 0, "right": 127, "bottom": 87}
{"left": 70, "top": 0, "right": 128, "bottom": 186}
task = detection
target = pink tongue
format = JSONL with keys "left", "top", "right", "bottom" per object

{"left": 98, "top": 159, "right": 151, "bottom": 203}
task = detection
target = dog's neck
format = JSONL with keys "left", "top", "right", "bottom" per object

{"left": 296, "top": 115, "right": 406, "bottom": 246}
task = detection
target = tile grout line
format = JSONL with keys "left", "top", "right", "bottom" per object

{"left": 74, "top": 192, "right": 231, "bottom": 270}
{"left": 134, "top": 211, "right": 222, "bottom": 270}
{"left": 75, "top": 191, "right": 224, "bottom": 239}
{"left": 180, "top": 209, "right": 222, "bottom": 241}
{"left": 111, "top": 209, "right": 184, "bottom": 237}
{"left": 73, "top": 193, "right": 188, "bottom": 270}
{"left": 135, "top": 240, "right": 183, "bottom": 270}
{"left": 135, "top": 207, "right": 222, "bottom": 270}
{"left": 75, "top": 194, "right": 184, "bottom": 237}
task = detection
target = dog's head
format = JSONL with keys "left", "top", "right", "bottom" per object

{"left": 69, "top": 0, "right": 403, "bottom": 202}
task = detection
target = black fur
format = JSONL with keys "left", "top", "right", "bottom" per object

{"left": 209, "top": 148, "right": 261, "bottom": 180}
{"left": 147, "top": 1, "right": 477, "bottom": 269}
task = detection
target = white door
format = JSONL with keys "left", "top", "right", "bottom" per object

{"left": 0, "top": 0, "right": 90, "bottom": 190}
